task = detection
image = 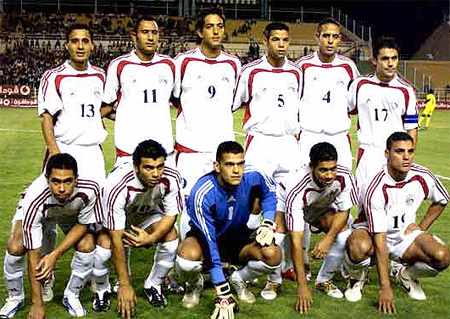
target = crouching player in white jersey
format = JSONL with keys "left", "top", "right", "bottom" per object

{"left": 175, "top": 142, "right": 281, "bottom": 318}
{"left": 348, "top": 37, "right": 418, "bottom": 187}
{"left": 0, "top": 154, "right": 103, "bottom": 319}
{"left": 275, "top": 142, "right": 357, "bottom": 313}
{"left": 102, "top": 16, "right": 176, "bottom": 167}
{"left": 343, "top": 132, "right": 449, "bottom": 313}
{"left": 103, "top": 140, "right": 183, "bottom": 318}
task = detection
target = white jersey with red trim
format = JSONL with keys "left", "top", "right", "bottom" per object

{"left": 173, "top": 47, "right": 241, "bottom": 152}
{"left": 20, "top": 174, "right": 101, "bottom": 250}
{"left": 296, "top": 52, "right": 359, "bottom": 134}
{"left": 348, "top": 73, "right": 418, "bottom": 148}
{"left": 103, "top": 162, "right": 184, "bottom": 231}
{"left": 103, "top": 51, "right": 175, "bottom": 155}
{"left": 38, "top": 61, "right": 107, "bottom": 146}
{"left": 354, "top": 164, "right": 449, "bottom": 242}
{"left": 277, "top": 165, "right": 357, "bottom": 232}
{"left": 232, "top": 55, "right": 302, "bottom": 137}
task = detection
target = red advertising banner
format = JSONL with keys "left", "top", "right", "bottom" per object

{"left": 0, "top": 98, "right": 37, "bottom": 108}
{"left": 417, "top": 101, "right": 450, "bottom": 110}
{"left": 0, "top": 85, "right": 32, "bottom": 96}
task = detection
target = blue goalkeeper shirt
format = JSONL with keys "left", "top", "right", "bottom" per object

{"left": 187, "top": 168, "right": 277, "bottom": 285}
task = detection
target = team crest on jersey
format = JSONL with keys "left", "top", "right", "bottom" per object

{"left": 221, "top": 75, "right": 230, "bottom": 83}
{"left": 405, "top": 194, "right": 415, "bottom": 206}
{"left": 158, "top": 75, "right": 168, "bottom": 84}
{"left": 94, "top": 90, "right": 101, "bottom": 98}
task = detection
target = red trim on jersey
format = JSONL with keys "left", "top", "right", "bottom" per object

{"left": 242, "top": 101, "right": 251, "bottom": 126}
{"left": 244, "top": 134, "right": 254, "bottom": 153}
{"left": 355, "top": 79, "right": 410, "bottom": 111}
{"left": 116, "top": 59, "right": 176, "bottom": 88}
{"left": 116, "top": 147, "right": 132, "bottom": 158}
{"left": 164, "top": 167, "right": 184, "bottom": 212}
{"left": 23, "top": 189, "right": 51, "bottom": 249}
{"left": 180, "top": 57, "right": 238, "bottom": 84}
{"left": 382, "top": 175, "right": 429, "bottom": 207}
{"left": 365, "top": 170, "right": 386, "bottom": 233}
{"left": 410, "top": 165, "right": 449, "bottom": 201}
{"left": 55, "top": 73, "right": 105, "bottom": 99}
{"left": 248, "top": 68, "right": 301, "bottom": 100}
{"left": 174, "top": 142, "right": 198, "bottom": 154}
{"left": 106, "top": 171, "right": 135, "bottom": 230}
{"left": 41, "top": 64, "right": 66, "bottom": 102}
{"left": 77, "top": 179, "right": 103, "bottom": 223}
{"left": 285, "top": 174, "right": 311, "bottom": 232}
{"left": 356, "top": 148, "right": 365, "bottom": 167}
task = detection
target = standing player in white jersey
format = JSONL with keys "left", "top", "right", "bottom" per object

{"left": 343, "top": 132, "right": 449, "bottom": 313}
{"left": 275, "top": 143, "right": 357, "bottom": 313}
{"left": 232, "top": 22, "right": 302, "bottom": 292}
{"left": 173, "top": 8, "right": 241, "bottom": 197}
{"left": 348, "top": 37, "right": 418, "bottom": 187}
{"left": 102, "top": 16, "right": 176, "bottom": 167}
{"left": 0, "top": 154, "right": 103, "bottom": 319}
{"left": 35, "top": 24, "right": 111, "bottom": 311}
{"left": 296, "top": 18, "right": 359, "bottom": 170}
{"left": 103, "top": 140, "right": 183, "bottom": 318}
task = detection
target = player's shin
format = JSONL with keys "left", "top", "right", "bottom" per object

{"left": 144, "top": 238, "right": 179, "bottom": 291}
{"left": 64, "top": 250, "right": 94, "bottom": 297}
{"left": 3, "top": 251, "right": 24, "bottom": 300}
{"left": 176, "top": 256, "right": 203, "bottom": 308}
{"left": 92, "top": 245, "right": 111, "bottom": 294}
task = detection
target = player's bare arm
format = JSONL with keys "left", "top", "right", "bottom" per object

{"left": 36, "top": 223, "right": 88, "bottom": 281}
{"left": 407, "top": 128, "right": 418, "bottom": 146}
{"left": 414, "top": 202, "right": 447, "bottom": 233}
{"left": 373, "top": 232, "right": 396, "bottom": 314}
{"left": 109, "top": 229, "right": 136, "bottom": 319}
{"left": 27, "top": 249, "right": 45, "bottom": 319}
{"left": 123, "top": 214, "right": 177, "bottom": 247}
{"left": 100, "top": 101, "right": 116, "bottom": 120}
{"left": 312, "top": 210, "right": 349, "bottom": 259}
{"left": 40, "top": 111, "right": 60, "bottom": 156}
{"left": 290, "top": 230, "right": 312, "bottom": 314}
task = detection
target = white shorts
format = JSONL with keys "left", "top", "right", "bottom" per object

{"left": 245, "top": 134, "right": 300, "bottom": 184}
{"left": 298, "top": 130, "right": 352, "bottom": 170}
{"left": 114, "top": 152, "right": 176, "bottom": 170}
{"left": 53, "top": 142, "right": 106, "bottom": 186}
{"left": 387, "top": 229, "right": 424, "bottom": 259}
{"left": 355, "top": 146, "right": 386, "bottom": 189}
{"left": 176, "top": 152, "right": 215, "bottom": 196}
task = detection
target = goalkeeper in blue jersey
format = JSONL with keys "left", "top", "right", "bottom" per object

{"left": 175, "top": 141, "right": 281, "bottom": 318}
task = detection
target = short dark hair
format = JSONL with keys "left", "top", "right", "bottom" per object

{"left": 309, "top": 142, "right": 338, "bottom": 167}
{"left": 196, "top": 7, "right": 226, "bottom": 30}
{"left": 133, "top": 15, "right": 157, "bottom": 32}
{"left": 132, "top": 139, "right": 167, "bottom": 166}
{"left": 373, "top": 36, "right": 400, "bottom": 58}
{"left": 317, "top": 17, "right": 340, "bottom": 34}
{"left": 45, "top": 153, "right": 78, "bottom": 177}
{"left": 216, "top": 141, "right": 244, "bottom": 162}
{"left": 66, "top": 24, "right": 91, "bottom": 42}
{"left": 386, "top": 132, "right": 414, "bottom": 150}
{"left": 263, "top": 22, "right": 289, "bottom": 39}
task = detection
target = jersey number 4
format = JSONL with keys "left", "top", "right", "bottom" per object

{"left": 322, "top": 91, "right": 331, "bottom": 103}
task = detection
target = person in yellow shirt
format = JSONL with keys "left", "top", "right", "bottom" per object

{"left": 419, "top": 89, "right": 436, "bottom": 129}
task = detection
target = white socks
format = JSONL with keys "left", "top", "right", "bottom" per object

{"left": 64, "top": 251, "right": 94, "bottom": 297}
{"left": 144, "top": 239, "right": 179, "bottom": 290}
{"left": 238, "top": 260, "right": 279, "bottom": 282}
{"left": 92, "top": 245, "right": 111, "bottom": 293}
{"left": 3, "top": 252, "right": 24, "bottom": 299}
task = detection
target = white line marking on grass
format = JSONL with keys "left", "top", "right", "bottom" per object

{"left": 0, "top": 128, "right": 40, "bottom": 132}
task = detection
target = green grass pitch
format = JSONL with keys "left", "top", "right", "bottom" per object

{"left": 0, "top": 107, "right": 449, "bottom": 318}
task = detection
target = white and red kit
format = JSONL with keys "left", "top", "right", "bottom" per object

{"left": 277, "top": 165, "right": 357, "bottom": 232}
{"left": 18, "top": 174, "right": 102, "bottom": 250}
{"left": 103, "top": 163, "right": 184, "bottom": 231}
{"left": 38, "top": 61, "right": 107, "bottom": 184}
{"left": 173, "top": 47, "right": 241, "bottom": 194}
{"left": 296, "top": 52, "right": 359, "bottom": 169}
{"left": 103, "top": 51, "right": 176, "bottom": 166}
{"left": 348, "top": 73, "right": 418, "bottom": 185}
{"left": 232, "top": 55, "right": 302, "bottom": 183}
{"left": 353, "top": 164, "right": 449, "bottom": 258}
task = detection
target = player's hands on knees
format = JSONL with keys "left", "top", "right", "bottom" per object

{"left": 123, "top": 225, "right": 152, "bottom": 248}
{"left": 28, "top": 304, "right": 46, "bottom": 319}
{"left": 312, "top": 234, "right": 334, "bottom": 259}
{"left": 117, "top": 283, "right": 136, "bottom": 319}
{"left": 404, "top": 223, "right": 422, "bottom": 235}
{"left": 378, "top": 286, "right": 396, "bottom": 314}
{"left": 211, "top": 282, "right": 239, "bottom": 319}
{"left": 294, "top": 285, "right": 312, "bottom": 314}
{"left": 256, "top": 219, "right": 276, "bottom": 246}
{"left": 35, "top": 252, "right": 57, "bottom": 281}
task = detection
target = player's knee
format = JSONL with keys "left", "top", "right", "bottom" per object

{"left": 96, "top": 231, "right": 111, "bottom": 249}
{"left": 432, "top": 246, "right": 450, "bottom": 271}
{"left": 346, "top": 234, "right": 372, "bottom": 262}
{"left": 162, "top": 226, "right": 178, "bottom": 242}
{"left": 76, "top": 234, "right": 95, "bottom": 253}
{"left": 177, "top": 238, "right": 203, "bottom": 261}
{"left": 261, "top": 244, "right": 281, "bottom": 266}
{"left": 7, "top": 239, "right": 25, "bottom": 256}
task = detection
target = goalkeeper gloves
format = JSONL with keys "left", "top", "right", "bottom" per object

{"left": 211, "top": 282, "right": 239, "bottom": 319}
{"left": 255, "top": 219, "right": 275, "bottom": 246}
